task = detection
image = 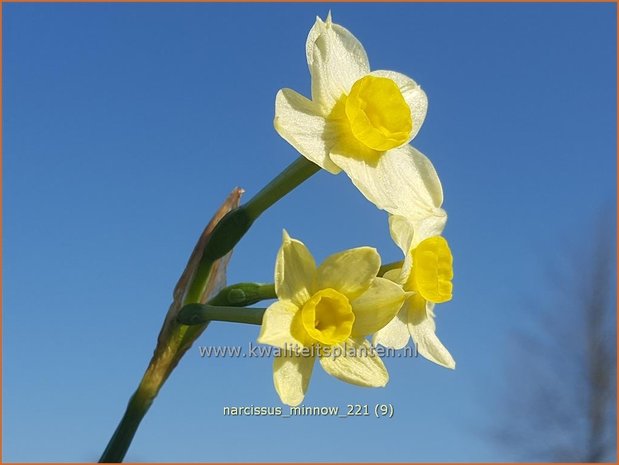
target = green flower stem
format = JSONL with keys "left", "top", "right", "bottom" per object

{"left": 103, "top": 283, "right": 277, "bottom": 461}
{"left": 243, "top": 156, "right": 321, "bottom": 221}
{"left": 100, "top": 159, "right": 318, "bottom": 462}
{"left": 183, "top": 157, "right": 320, "bottom": 305}
{"left": 100, "top": 385, "right": 154, "bottom": 462}
{"left": 99, "top": 338, "right": 182, "bottom": 462}
{"left": 178, "top": 304, "right": 266, "bottom": 326}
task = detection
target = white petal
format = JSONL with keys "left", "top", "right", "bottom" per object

{"left": 307, "top": 14, "right": 370, "bottom": 112}
{"left": 330, "top": 145, "right": 445, "bottom": 221}
{"left": 389, "top": 214, "right": 447, "bottom": 255}
{"left": 411, "top": 214, "right": 448, "bottom": 247}
{"left": 275, "top": 230, "right": 316, "bottom": 307}
{"left": 372, "top": 307, "right": 410, "bottom": 350}
{"left": 273, "top": 354, "right": 315, "bottom": 406}
{"left": 319, "top": 338, "right": 388, "bottom": 387}
{"left": 389, "top": 215, "right": 416, "bottom": 255}
{"left": 370, "top": 70, "right": 428, "bottom": 143}
{"left": 257, "top": 300, "right": 299, "bottom": 349}
{"left": 274, "top": 89, "right": 341, "bottom": 174}
{"left": 351, "top": 277, "right": 405, "bottom": 337}
{"left": 305, "top": 15, "right": 326, "bottom": 69}
{"left": 407, "top": 300, "right": 455, "bottom": 369}
{"left": 315, "top": 246, "right": 380, "bottom": 300}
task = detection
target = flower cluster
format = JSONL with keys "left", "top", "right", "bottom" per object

{"left": 260, "top": 13, "right": 455, "bottom": 405}
{"left": 100, "top": 12, "right": 459, "bottom": 461}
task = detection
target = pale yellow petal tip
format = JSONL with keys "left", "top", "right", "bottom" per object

{"left": 358, "top": 246, "right": 379, "bottom": 262}
{"left": 313, "top": 11, "right": 333, "bottom": 30}
{"left": 274, "top": 88, "right": 292, "bottom": 107}
{"left": 313, "top": 15, "right": 325, "bottom": 30}
{"left": 375, "top": 370, "right": 389, "bottom": 387}
{"left": 281, "top": 396, "right": 304, "bottom": 407}
{"left": 281, "top": 229, "right": 291, "bottom": 242}
{"left": 280, "top": 229, "right": 306, "bottom": 248}
{"left": 340, "top": 361, "right": 389, "bottom": 387}
{"left": 274, "top": 378, "right": 305, "bottom": 407}
{"left": 256, "top": 326, "right": 274, "bottom": 347}
{"left": 273, "top": 90, "right": 284, "bottom": 124}
{"left": 373, "top": 335, "right": 409, "bottom": 351}
{"left": 325, "top": 10, "right": 333, "bottom": 26}
{"left": 438, "top": 355, "right": 456, "bottom": 370}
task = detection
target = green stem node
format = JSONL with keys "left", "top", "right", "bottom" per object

{"left": 208, "top": 282, "right": 276, "bottom": 307}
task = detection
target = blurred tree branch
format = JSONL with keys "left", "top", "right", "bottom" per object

{"left": 493, "top": 215, "right": 616, "bottom": 462}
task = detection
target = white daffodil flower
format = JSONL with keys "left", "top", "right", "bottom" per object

{"left": 274, "top": 13, "right": 446, "bottom": 226}
{"left": 374, "top": 215, "right": 455, "bottom": 369}
{"left": 258, "top": 231, "right": 406, "bottom": 406}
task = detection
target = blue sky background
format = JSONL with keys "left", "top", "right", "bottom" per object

{"left": 3, "top": 3, "right": 616, "bottom": 462}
